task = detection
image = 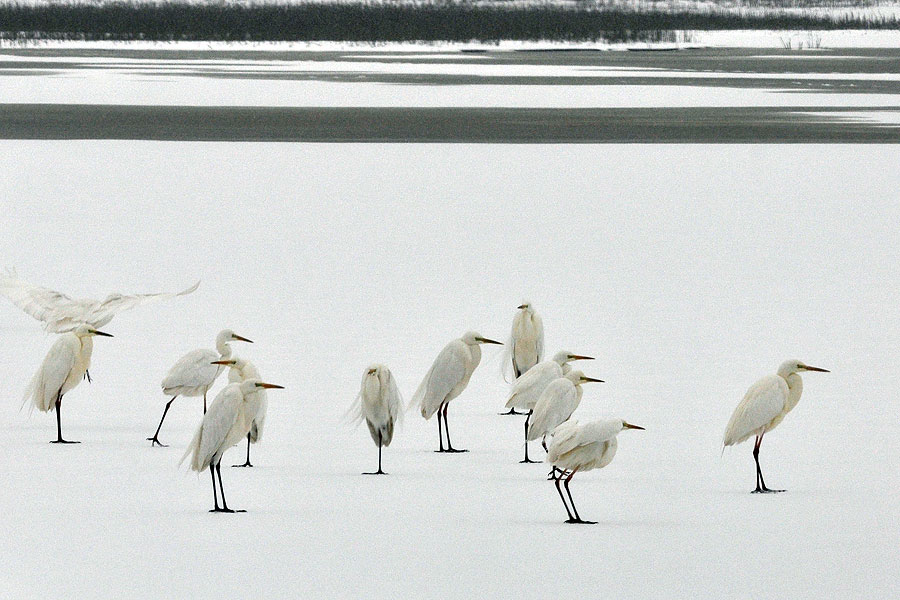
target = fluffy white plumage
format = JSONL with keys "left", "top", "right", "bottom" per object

{"left": 723, "top": 359, "right": 829, "bottom": 447}
{"left": 502, "top": 302, "right": 544, "bottom": 381}
{"left": 352, "top": 364, "right": 403, "bottom": 448}
{"left": 181, "top": 379, "right": 281, "bottom": 473}
{"left": 224, "top": 357, "right": 266, "bottom": 443}
{"left": 547, "top": 419, "right": 642, "bottom": 473}
{"left": 161, "top": 329, "right": 250, "bottom": 398}
{"left": 413, "top": 332, "right": 493, "bottom": 419}
{"left": 527, "top": 370, "right": 602, "bottom": 442}
{"left": 505, "top": 350, "right": 593, "bottom": 412}
{"left": 0, "top": 269, "right": 198, "bottom": 333}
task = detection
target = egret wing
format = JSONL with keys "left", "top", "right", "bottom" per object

{"left": 87, "top": 281, "right": 200, "bottom": 329}
{"left": 185, "top": 386, "right": 242, "bottom": 472}
{"left": 25, "top": 335, "right": 77, "bottom": 412}
{"left": 505, "top": 360, "right": 561, "bottom": 410}
{"left": 723, "top": 375, "right": 788, "bottom": 446}
{"left": 527, "top": 378, "right": 578, "bottom": 441}
{"left": 0, "top": 270, "right": 198, "bottom": 332}
{"left": 412, "top": 341, "right": 467, "bottom": 419}
{"left": 161, "top": 349, "right": 220, "bottom": 391}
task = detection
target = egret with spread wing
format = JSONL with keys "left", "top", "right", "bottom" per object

{"left": 413, "top": 331, "right": 502, "bottom": 453}
{"left": 24, "top": 324, "right": 113, "bottom": 443}
{"left": 0, "top": 269, "right": 198, "bottom": 333}
{"left": 147, "top": 329, "right": 253, "bottom": 447}
{"left": 546, "top": 419, "right": 644, "bottom": 524}
{"left": 181, "top": 379, "right": 284, "bottom": 513}
{"left": 505, "top": 350, "right": 594, "bottom": 463}
{"left": 723, "top": 359, "right": 829, "bottom": 493}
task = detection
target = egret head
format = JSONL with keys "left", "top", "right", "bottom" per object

{"left": 211, "top": 358, "right": 244, "bottom": 369}
{"left": 779, "top": 359, "right": 830, "bottom": 377}
{"left": 565, "top": 370, "right": 604, "bottom": 384}
{"left": 240, "top": 379, "right": 284, "bottom": 395}
{"left": 74, "top": 324, "right": 113, "bottom": 338}
{"left": 218, "top": 329, "right": 253, "bottom": 346}
{"left": 517, "top": 301, "right": 533, "bottom": 312}
{"left": 462, "top": 331, "right": 503, "bottom": 346}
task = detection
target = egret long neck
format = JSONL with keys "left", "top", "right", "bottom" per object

{"left": 217, "top": 339, "right": 232, "bottom": 358}
{"left": 784, "top": 372, "right": 803, "bottom": 414}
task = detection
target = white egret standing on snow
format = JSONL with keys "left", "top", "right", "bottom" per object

{"left": 546, "top": 419, "right": 644, "bottom": 524}
{"left": 350, "top": 364, "right": 403, "bottom": 474}
{"left": 413, "top": 331, "right": 502, "bottom": 453}
{"left": 211, "top": 357, "right": 267, "bottom": 467}
{"left": 505, "top": 350, "right": 594, "bottom": 463}
{"left": 500, "top": 302, "right": 543, "bottom": 415}
{"left": 181, "top": 379, "right": 284, "bottom": 513}
{"left": 24, "top": 324, "right": 113, "bottom": 443}
{"left": 147, "top": 329, "right": 253, "bottom": 447}
{"left": 527, "top": 370, "right": 604, "bottom": 447}
{"left": 0, "top": 269, "right": 197, "bottom": 333}
{"left": 723, "top": 360, "right": 829, "bottom": 493}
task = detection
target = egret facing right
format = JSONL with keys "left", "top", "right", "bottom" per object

{"left": 147, "top": 329, "right": 252, "bottom": 447}
{"left": 24, "top": 324, "right": 113, "bottom": 443}
{"left": 181, "top": 379, "right": 284, "bottom": 513}
{"left": 412, "top": 331, "right": 502, "bottom": 453}
{"left": 211, "top": 357, "right": 267, "bottom": 467}
{"left": 500, "top": 302, "right": 543, "bottom": 414}
{"left": 723, "top": 359, "right": 829, "bottom": 493}
{"left": 547, "top": 418, "right": 644, "bottom": 524}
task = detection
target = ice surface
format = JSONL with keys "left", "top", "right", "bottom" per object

{"left": 1, "top": 142, "right": 898, "bottom": 598}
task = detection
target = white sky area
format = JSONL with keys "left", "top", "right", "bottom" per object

{"left": 1, "top": 143, "right": 898, "bottom": 598}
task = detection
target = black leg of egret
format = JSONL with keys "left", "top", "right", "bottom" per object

{"left": 553, "top": 472, "right": 575, "bottom": 522}
{"left": 500, "top": 366, "right": 525, "bottom": 415}
{"left": 520, "top": 411, "right": 538, "bottom": 463}
{"left": 203, "top": 392, "right": 207, "bottom": 415}
{"left": 209, "top": 465, "right": 220, "bottom": 512}
{"left": 232, "top": 433, "right": 253, "bottom": 467}
{"left": 564, "top": 470, "right": 595, "bottom": 524}
{"left": 752, "top": 433, "right": 784, "bottom": 494}
{"left": 364, "top": 433, "right": 387, "bottom": 475}
{"left": 147, "top": 396, "right": 177, "bottom": 447}
{"left": 443, "top": 403, "right": 467, "bottom": 453}
{"left": 214, "top": 463, "right": 245, "bottom": 513}
{"left": 435, "top": 405, "right": 446, "bottom": 452}
{"left": 50, "top": 394, "right": 79, "bottom": 444}
{"left": 84, "top": 370, "right": 92, "bottom": 383}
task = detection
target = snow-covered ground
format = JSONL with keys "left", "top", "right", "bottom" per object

{"left": 1, "top": 142, "right": 898, "bottom": 598}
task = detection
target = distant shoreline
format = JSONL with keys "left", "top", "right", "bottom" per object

{"left": 2, "top": 2, "right": 899, "bottom": 44}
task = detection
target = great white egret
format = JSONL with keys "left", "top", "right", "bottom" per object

{"left": 24, "top": 324, "right": 113, "bottom": 443}
{"left": 0, "top": 269, "right": 198, "bottom": 333}
{"left": 504, "top": 350, "right": 594, "bottom": 463}
{"left": 500, "top": 302, "right": 543, "bottom": 415}
{"left": 546, "top": 419, "right": 644, "bottom": 524}
{"left": 527, "top": 370, "right": 604, "bottom": 445}
{"left": 147, "top": 329, "right": 253, "bottom": 447}
{"left": 412, "top": 331, "right": 502, "bottom": 453}
{"left": 723, "top": 359, "right": 829, "bottom": 493}
{"left": 211, "top": 357, "right": 267, "bottom": 467}
{"left": 349, "top": 364, "right": 403, "bottom": 474}
{"left": 181, "top": 379, "right": 284, "bottom": 513}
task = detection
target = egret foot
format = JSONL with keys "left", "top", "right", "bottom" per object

{"left": 499, "top": 408, "right": 526, "bottom": 416}
{"left": 520, "top": 457, "right": 540, "bottom": 464}
{"left": 231, "top": 461, "right": 253, "bottom": 468}
{"left": 50, "top": 439, "right": 80, "bottom": 444}
{"left": 363, "top": 470, "right": 387, "bottom": 475}
{"left": 565, "top": 518, "right": 597, "bottom": 525}
{"left": 146, "top": 436, "right": 168, "bottom": 448}
{"left": 436, "top": 448, "right": 468, "bottom": 453}
{"left": 752, "top": 488, "right": 786, "bottom": 494}
{"left": 209, "top": 508, "right": 246, "bottom": 513}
